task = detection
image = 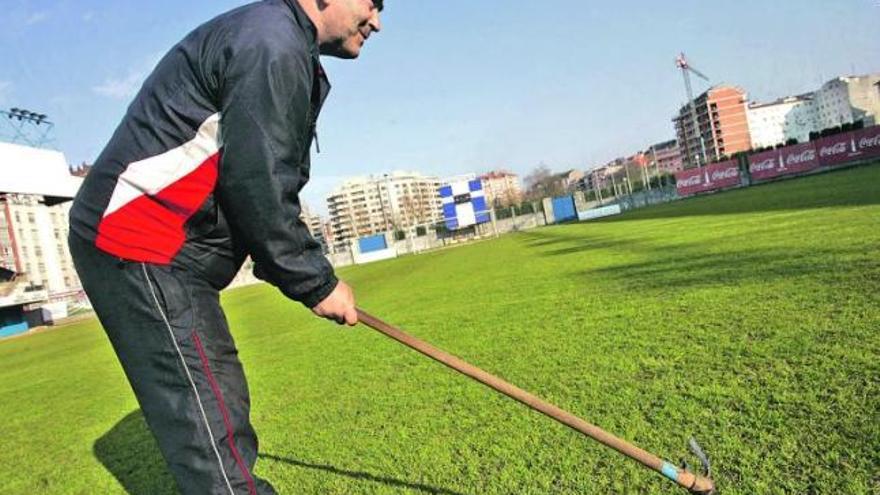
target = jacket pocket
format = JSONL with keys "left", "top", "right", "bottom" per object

{"left": 185, "top": 193, "right": 220, "bottom": 240}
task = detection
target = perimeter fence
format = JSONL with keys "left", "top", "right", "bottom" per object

{"left": 246, "top": 125, "right": 880, "bottom": 277}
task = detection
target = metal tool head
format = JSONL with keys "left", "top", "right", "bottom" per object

{"left": 681, "top": 437, "right": 714, "bottom": 494}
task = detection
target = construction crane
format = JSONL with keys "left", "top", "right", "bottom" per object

{"left": 675, "top": 53, "right": 710, "bottom": 168}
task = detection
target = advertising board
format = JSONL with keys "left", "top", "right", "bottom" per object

{"left": 675, "top": 160, "right": 741, "bottom": 196}
{"left": 749, "top": 143, "right": 820, "bottom": 181}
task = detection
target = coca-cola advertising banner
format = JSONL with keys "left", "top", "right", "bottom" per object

{"left": 816, "top": 132, "right": 862, "bottom": 166}
{"left": 748, "top": 143, "right": 820, "bottom": 181}
{"left": 748, "top": 149, "right": 783, "bottom": 181}
{"left": 815, "top": 127, "right": 880, "bottom": 166}
{"left": 675, "top": 126, "right": 879, "bottom": 195}
{"left": 781, "top": 142, "right": 822, "bottom": 174}
{"left": 854, "top": 126, "right": 880, "bottom": 160}
{"left": 676, "top": 159, "right": 741, "bottom": 196}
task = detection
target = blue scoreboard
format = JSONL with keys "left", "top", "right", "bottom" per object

{"left": 439, "top": 179, "right": 490, "bottom": 230}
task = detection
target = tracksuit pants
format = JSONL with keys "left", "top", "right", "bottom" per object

{"left": 69, "top": 234, "right": 276, "bottom": 494}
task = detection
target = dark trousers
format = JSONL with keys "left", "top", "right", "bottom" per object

{"left": 70, "top": 234, "right": 276, "bottom": 495}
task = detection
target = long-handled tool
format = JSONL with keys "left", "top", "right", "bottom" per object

{"left": 356, "top": 308, "right": 715, "bottom": 494}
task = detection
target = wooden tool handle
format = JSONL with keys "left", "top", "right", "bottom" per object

{"left": 356, "top": 308, "right": 715, "bottom": 494}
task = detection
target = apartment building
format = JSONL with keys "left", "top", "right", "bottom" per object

{"left": 0, "top": 142, "right": 82, "bottom": 299}
{"left": 746, "top": 94, "right": 818, "bottom": 149}
{"left": 648, "top": 139, "right": 684, "bottom": 174}
{"left": 560, "top": 169, "right": 585, "bottom": 192}
{"left": 674, "top": 85, "right": 752, "bottom": 168}
{"left": 580, "top": 168, "right": 602, "bottom": 193}
{"left": 742, "top": 74, "right": 880, "bottom": 150}
{"left": 299, "top": 202, "right": 327, "bottom": 252}
{"left": 479, "top": 170, "right": 523, "bottom": 207}
{"left": 326, "top": 171, "right": 441, "bottom": 252}
{"left": 813, "top": 74, "right": 880, "bottom": 129}
{"left": 586, "top": 158, "right": 628, "bottom": 195}
{"left": 1, "top": 194, "right": 79, "bottom": 294}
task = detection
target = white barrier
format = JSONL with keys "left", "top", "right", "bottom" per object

{"left": 352, "top": 247, "right": 397, "bottom": 265}
{"left": 40, "top": 302, "right": 68, "bottom": 324}
{"left": 578, "top": 204, "right": 622, "bottom": 221}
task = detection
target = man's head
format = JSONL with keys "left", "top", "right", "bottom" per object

{"left": 300, "top": 0, "right": 383, "bottom": 59}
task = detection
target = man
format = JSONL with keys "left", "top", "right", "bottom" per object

{"left": 68, "top": 1, "right": 382, "bottom": 493}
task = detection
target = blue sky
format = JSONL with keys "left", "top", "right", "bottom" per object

{"left": 2, "top": 0, "right": 879, "bottom": 213}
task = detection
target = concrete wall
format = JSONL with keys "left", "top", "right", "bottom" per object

{"left": 489, "top": 212, "right": 546, "bottom": 233}
{"left": 321, "top": 210, "right": 548, "bottom": 270}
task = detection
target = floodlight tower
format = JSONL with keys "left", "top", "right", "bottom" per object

{"left": 0, "top": 107, "right": 56, "bottom": 148}
{"left": 675, "top": 53, "right": 710, "bottom": 168}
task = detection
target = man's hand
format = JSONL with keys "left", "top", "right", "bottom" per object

{"left": 312, "top": 281, "right": 357, "bottom": 326}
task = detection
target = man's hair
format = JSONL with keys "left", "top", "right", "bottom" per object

{"left": 375, "top": 0, "right": 383, "bottom": 11}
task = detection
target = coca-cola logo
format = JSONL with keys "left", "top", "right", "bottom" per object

{"left": 785, "top": 149, "right": 816, "bottom": 165}
{"left": 678, "top": 175, "right": 702, "bottom": 187}
{"left": 751, "top": 158, "right": 776, "bottom": 172}
{"left": 710, "top": 167, "right": 739, "bottom": 181}
{"left": 820, "top": 142, "right": 847, "bottom": 156}
{"left": 859, "top": 134, "right": 880, "bottom": 149}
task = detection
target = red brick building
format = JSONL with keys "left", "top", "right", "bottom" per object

{"left": 674, "top": 85, "right": 752, "bottom": 168}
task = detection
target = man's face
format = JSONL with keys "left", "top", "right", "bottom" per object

{"left": 320, "top": 0, "right": 382, "bottom": 59}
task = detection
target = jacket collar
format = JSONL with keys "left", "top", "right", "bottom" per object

{"left": 283, "top": 0, "right": 320, "bottom": 56}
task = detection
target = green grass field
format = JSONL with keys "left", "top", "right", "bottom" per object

{"left": 1, "top": 165, "right": 878, "bottom": 494}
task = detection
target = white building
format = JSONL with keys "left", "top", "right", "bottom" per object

{"left": 326, "top": 171, "right": 442, "bottom": 252}
{"left": 561, "top": 169, "right": 585, "bottom": 191}
{"left": 745, "top": 74, "right": 880, "bottom": 150}
{"left": 746, "top": 94, "right": 818, "bottom": 149}
{"left": 0, "top": 142, "right": 82, "bottom": 299}
{"left": 813, "top": 74, "right": 880, "bottom": 129}
{"left": 479, "top": 170, "right": 523, "bottom": 207}
{"left": 299, "top": 202, "right": 330, "bottom": 253}
{"left": 2, "top": 195, "right": 79, "bottom": 294}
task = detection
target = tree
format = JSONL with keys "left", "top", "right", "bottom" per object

{"left": 524, "top": 164, "right": 565, "bottom": 200}
{"left": 494, "top": 187, "right": 520, "bottom": 209}
{"left": 524, "top": 165, "right": 552, "bottom": 191}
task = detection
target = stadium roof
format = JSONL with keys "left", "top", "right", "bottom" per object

{"left": 0, "top": 141, "right": 82, "bottom": 203}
